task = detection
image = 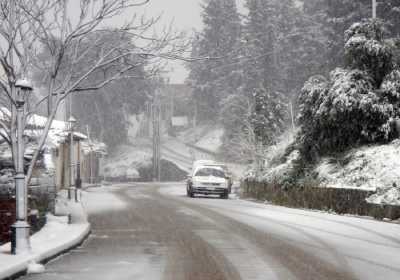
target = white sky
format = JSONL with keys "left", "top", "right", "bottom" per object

{"left": 141, "top": 0, "right": 205, "bottom": 84}
{"left": 70, "top": 0, "right": 246, "bottom": 84}
{"left": 141, "top": 0, "right": 246, "bottom": 83}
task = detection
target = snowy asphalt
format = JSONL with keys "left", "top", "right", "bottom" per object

{"left": 20, "top": 183, "right": 400, "bottom": 280}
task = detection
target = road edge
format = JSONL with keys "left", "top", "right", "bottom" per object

{"left": 0, "top": 222, "right": 91, "bottom": 280}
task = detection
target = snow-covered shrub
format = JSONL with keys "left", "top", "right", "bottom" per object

{"left": 381, "top": 69, "right": 400, "bottom": 102}
{"left": 297, "top": 19, "right": 400, "bottom": 160}
{"left": 261, "top": 150, "right": 300, "bottom": 186}
{"left": 344, "top": 20, "right": 393, "bottom": 85}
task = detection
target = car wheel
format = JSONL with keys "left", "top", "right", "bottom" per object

{"left": 220, "top": 191, "right": 229, "bottom": 199}
{"left": 187, "top": 186, "right": 194, "bottom": 198}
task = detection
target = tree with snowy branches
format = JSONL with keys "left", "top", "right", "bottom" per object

{"left": 298, "top": 19, "right": 400, "bottom": 161}
{"left": 186, "top": 0, "right": 242, "bottom": 120}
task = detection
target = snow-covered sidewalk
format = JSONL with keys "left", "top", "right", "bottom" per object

{"left": 0, "top": 194, "right": 90, "bottom": 279}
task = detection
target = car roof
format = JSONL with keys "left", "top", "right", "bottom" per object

{"left": 193, "top": 160, "right": 215, "bottom": 166}
{"left": 192, "top": 165, "right": 223, "bottom": 175}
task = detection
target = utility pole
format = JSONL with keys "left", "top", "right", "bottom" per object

{"left": 289, "top": 101, "right": 295, "bottom": 133}
{"left": 86, "top": 125, "right": 93, "bottom": 184}
{"left": 372, "top": 0, "right": 377, "bottom": 19}
{"left": 152, "top": 93, "right": 161, "bottom": 182}
{"left": 68, "top": 116, "right": 77, "bottom": 202}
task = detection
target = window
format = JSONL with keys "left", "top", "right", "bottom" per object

{"left": 195, "top": 168, "right": 225, "bottom": 178}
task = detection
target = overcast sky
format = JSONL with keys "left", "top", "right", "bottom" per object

{"left": 139, "top": 0, "right": 246, "bottom": 84}
{"left": 70, "top": 0, "right": 246, "bottom": 84}
{"left": 141, "top": 0, "right": 205, "bottom": 84}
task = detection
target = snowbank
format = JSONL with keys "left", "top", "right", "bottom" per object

{"left": 102, "top": 144, "right": 152, "bottom": 179}
{"left": 194, "top": 128, "right": 224, "bottom": 153}
{"left": 366, "top": 186, "right": 400, "bottom": 206}
{"left": 316, "top": 140, "right": 400, "bottom": 192}
{"left": 246, "top": 133, "right": 400, "bottom": 205}
{"left": 0, "top": 193, "right": 90, "bottom": 279}
{"left": 314, "top": 140, "right": 400, "bottom": 205}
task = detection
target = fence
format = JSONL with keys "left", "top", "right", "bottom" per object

{"left": 0, "top": 196, "right": 15, "bottom": 244}
{"left": 0, "top": 179, "right": 53, "bottom": 245}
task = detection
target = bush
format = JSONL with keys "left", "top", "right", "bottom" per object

{"left": 297, "top": 19, "right": 400, "bottom": 160}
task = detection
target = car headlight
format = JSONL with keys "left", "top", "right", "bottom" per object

{"left": 192, "top": 179, "right": 200, "bottom": 187}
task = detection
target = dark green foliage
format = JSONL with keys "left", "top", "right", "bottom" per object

{"left": 323, "top": 0, "right": 371, "bottom": 69}
{"left": 72, "top": 75, "right": 152, "bottom": 148}
{"left": 243, "top": 0, "right": 326, "bottom": 98}
{"left": 187, "top": 0, "right": 242, "bottom": 120}
{"left": 251, "top": 87, "right": 286, "bottom": 146}
{"left": 298, "top": 20, "right": 400, "bottom": 160}
{"left": 219, "top": 94, "right": 251, "bottom": 161}
{"left": 344, "top": 20, "right": 393, "bottom": 85}
{"left": 306, "top": 0, "right": 400, "bottom": 70}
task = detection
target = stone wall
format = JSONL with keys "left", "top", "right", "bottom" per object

{"left": 241, "top": 180, "right": 400, "bottom": 220}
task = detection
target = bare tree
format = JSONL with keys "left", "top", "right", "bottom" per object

{"left": 0, "top": 0, "right": 187, "bottom": 186}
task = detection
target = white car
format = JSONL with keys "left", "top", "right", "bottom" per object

{"left": 186, "top": 165, "right": 229, "bottom": 199}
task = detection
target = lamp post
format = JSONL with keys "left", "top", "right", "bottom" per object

{"left": 68, "top": 116, "right": 77, "bottom": 202}
{"left": 89, "top": 143, "right": 93, "bottom": 184}
{"left": 75, "top": 140, "right": 82, "bottom": 194}
{"left": 11, "top": 78, "right": 33, "bottom": 255}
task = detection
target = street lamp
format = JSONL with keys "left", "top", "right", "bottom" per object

{"left": 68, "top": 116, "right": 77, "bottom": 202}
{"left": 11, "top": 78, "right": 33, "bottom": 255}
{"left": 372, "top": 0, "right": 377, "bottom": 19}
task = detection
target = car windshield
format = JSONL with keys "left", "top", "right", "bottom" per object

{"left": 194, "top": 168, "right": 225, "bottom": 178}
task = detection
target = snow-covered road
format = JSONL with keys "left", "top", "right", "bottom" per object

{"left": 19, "top": 182, "right": 400, "bottom": 280}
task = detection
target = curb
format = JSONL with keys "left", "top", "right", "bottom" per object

{"left": 1, "top": 223, "right": 91, "bottom": 280}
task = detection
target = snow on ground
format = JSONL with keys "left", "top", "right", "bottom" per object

{"left": 178, "top": 124, "right": 212, "bottom": 144}
{"left": 255, "top": 132, "right": 400, "bottom": 204}
{"left": 161, "top": 137, "right": 194, "bottom": 172}
{"left": 159, "top": 183, "right": 400, "bottom": 280}
{"left": 177, "top": 124, "right": 224, "bottom": 153}
{"left": 82, "top": 186, "right": 128, "bottom": 214}
{"left": 194, "top": 127, "right": 224, "bottom": 153}
{"left": 315, "top": 140, "right": 400, "bottom": 204}
{"left": 26, "top": 262, "right": 45, "bottom": 274}
{"left": 366, "top": 187, "right": 400, "bottom": 205}
{"left": 0, "top": 193, "right": 90, "bottom": 279}
{"left": 316, "top": 140, "right": 400, "bottom": 191}
{"left": 102, "top": 144, "right": 152, "bottom": 179}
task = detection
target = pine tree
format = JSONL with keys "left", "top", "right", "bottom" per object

{"left": 378, "top": 0, "right": 400, "bottom": 37}
{"left": 251, "top": 87, "right": 286, "bottom": 146}
{"left": 241, "top": 0, "right": 323, "bottom": 147}
{"left": 187, "top": 0, "right": 241, "bottom": 120}
{"left": 313, "top": 0, "right": 400, "bottom": 70}
{"left": 323, "top": 0, "right": 370, "bottom": 69}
